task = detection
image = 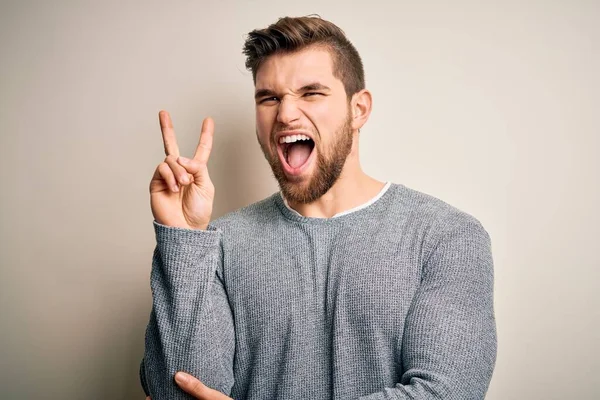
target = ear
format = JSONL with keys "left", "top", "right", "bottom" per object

{"left": 350, "top": 89, "right": 372, "bottom": 131}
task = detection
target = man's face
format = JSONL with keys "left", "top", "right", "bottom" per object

{"left": 254, "top": 46, "right": 354, "bottom": 204}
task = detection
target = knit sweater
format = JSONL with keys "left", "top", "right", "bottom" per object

{"left": 140, "top": 183, "right": 497, "bottom": 399}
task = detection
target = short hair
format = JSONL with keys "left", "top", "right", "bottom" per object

{"left": 242, "top": 15, "right": 365, "bottom": 98}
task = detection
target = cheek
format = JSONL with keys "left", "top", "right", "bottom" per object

{"left": 305, "top": 102, "right": 345, "bottom": 138}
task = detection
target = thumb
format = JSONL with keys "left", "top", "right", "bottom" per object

{"left": 177, "top": 157, "right": 209, "bottom": 181}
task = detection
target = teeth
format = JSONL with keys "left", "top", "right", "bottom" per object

{"left": 279, "top": 134, "right": 311, "bottom": 144}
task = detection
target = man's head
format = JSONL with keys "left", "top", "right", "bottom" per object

{"left": 243, "top": 16, "right": 365, "bottom": 100}
{"left": 243, "top": 16, "right": 372, "bottom": 204}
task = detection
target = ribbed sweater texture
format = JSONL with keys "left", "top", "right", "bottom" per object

{"left": 141, "top": 183, "right": 497, "bottom": 399}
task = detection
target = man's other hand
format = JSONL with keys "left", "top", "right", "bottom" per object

{"left": 144, "top": 371, "right": 232, "bottom": 400}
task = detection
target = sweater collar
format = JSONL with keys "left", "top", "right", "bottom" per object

{"left": 275, "top": 182, "right": 397, "bottom": 223}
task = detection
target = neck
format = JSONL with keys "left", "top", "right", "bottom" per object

{"left": 285, "top": 139, "right": 385, "bottom": 218}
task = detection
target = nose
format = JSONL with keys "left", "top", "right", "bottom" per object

{"left": 276, "top": 96, "right": 301, "bottom": 125}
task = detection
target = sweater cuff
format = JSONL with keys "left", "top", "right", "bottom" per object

{"left": 153, "top": 220, "right": 221, "bottom": 247}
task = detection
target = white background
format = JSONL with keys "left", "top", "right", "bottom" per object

{"left": 1, "top": 1, "right": 598, "bottom": 399}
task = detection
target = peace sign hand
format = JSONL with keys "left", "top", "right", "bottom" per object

{"left": 150, "top": 110, "right": 215, "bottom": 230}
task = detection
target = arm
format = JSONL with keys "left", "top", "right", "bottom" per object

{"left": 360, "top": 214, "right": 497, "bottom": 400}
{"left": 140, "top": 221, "right": 235, "bottom": 399}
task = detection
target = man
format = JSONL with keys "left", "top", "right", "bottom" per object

{"left": 141, "top": 15, "right": 497, "bottom": 400}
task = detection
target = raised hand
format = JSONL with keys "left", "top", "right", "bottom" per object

{"left": 149, "top": 110, "right": 215, "bottom": 230}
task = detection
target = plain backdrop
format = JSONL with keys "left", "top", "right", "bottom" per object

{"left": 1, "top": 1, "right": 598, "bottom": 399}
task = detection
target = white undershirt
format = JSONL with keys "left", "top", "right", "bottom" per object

{"left": 282, "top": 181, "right": 392, "bottom": 219}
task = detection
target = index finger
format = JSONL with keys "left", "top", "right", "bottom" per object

{"left": 159, "top": 110, "right": 180, "bottom": 158}
{"left": 193, "top": 117, "right": 214, "bottom": 164}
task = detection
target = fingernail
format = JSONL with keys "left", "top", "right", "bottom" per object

{"left": 172, "top": 185, "right": 179, "bottom": 192}
{"left": 174, "top": 372, "right": 189, "bottom": 384}
{"left": 178, "top": 156, "right": 190, "bottom": 164}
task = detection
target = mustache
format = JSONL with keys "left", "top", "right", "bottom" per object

{"left": 272, "top": 124, "right": 311, "bottom": 134}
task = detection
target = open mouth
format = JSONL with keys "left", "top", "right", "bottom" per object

{"left": 278, "top": 136, "right": 316, "bottom": 173}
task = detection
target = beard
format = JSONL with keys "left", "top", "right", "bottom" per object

{"left": 258, "top": 111, "right": 354, "bottom": 204}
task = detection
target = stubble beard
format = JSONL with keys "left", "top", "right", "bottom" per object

{"left": 259, "top": 112, "right": 354, "bottom": 204}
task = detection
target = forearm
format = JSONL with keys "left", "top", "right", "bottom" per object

{"left": 142, "top": 221, "right": 235, "bottom": 399}
{"left": 360, "top": 214, "right": 497, "bottom": 400}
{"left": 358, "top": 335, "right": 496, "bottom": 400}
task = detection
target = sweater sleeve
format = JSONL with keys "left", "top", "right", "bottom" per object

{"left": 140, "top": 221, "right": 235, "bottom": 399}
{"left": 360, "top": 213, "right": 497, "bottom": 400}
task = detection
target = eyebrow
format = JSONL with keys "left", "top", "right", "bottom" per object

{"left": 299, "top": 83, "right": 331, "bottom": 92}
{"left": 254, "top": 88, "right": 277, "bottom": 100}
{"left": 254, "top": 82, "right": 332, "bottom": 100}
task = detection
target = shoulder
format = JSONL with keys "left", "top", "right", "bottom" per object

{"left": 391, "top": 183, "right": 490, "bottom": 244}
{"left": 390, "top": 185, "right": 493, "bottom": 278}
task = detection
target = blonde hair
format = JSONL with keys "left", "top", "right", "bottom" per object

{"left": 242, "top": 15, "right": 365, "bottom": 97}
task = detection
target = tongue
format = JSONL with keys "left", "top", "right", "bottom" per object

{"left": 287, "top": 142, "right": 312, "bottom": 168}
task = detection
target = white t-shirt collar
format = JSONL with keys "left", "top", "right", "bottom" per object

{"left": 281, "top": 181, "right": 391, "bottom": 219}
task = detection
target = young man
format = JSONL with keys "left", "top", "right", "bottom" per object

{"left": 141, "top": 16, "right": 497, "bottom": 400}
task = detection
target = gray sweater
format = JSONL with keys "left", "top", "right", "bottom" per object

{"left": 141, "top": 183, "right": 497, "bottom": 399}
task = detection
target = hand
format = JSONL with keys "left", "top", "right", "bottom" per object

{"left": 149, "top": 110, "right": 215, "bottom": 230}
{"left": 144, "top": 371, "right": 232, "bottom": 400}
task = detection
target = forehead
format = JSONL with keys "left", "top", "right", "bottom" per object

{"left": 255, "top": 46, "right": 341, "bottom": 90}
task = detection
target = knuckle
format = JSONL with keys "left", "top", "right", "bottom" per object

{"left": 158, "top": 166, "right": 174, "bottom": 181}
{"left": 158, "top": 163, "right": 169, "bottom": 174}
